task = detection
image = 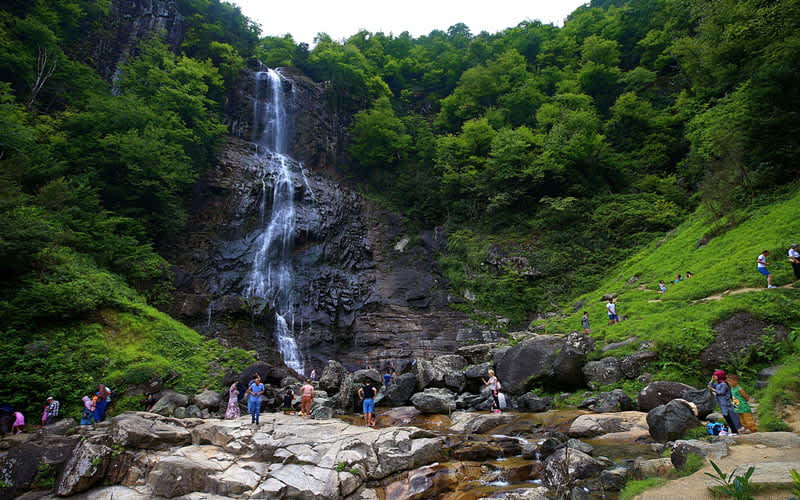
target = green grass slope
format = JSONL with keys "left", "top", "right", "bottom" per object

{"left": 539, "top": 190, "right": 800, "bottom": 429}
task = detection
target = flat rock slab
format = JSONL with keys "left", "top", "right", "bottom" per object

{"left": 732, "top": 432, "right": 800, "bottom": 448}
{"left": 706, "top": 462, "right": 800, "bottom": 490}
{"left": 568, "top": 411, "right": 649, "bottom": 440}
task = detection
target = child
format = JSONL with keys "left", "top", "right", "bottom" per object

{"left": 686, "top": 271, "right": 694, "bottom": 279}
{"left": 606, "top": 299, "right": 619, "bottom": 325}
{"left": 658, "top": 281, "right": 667, "bottom": 294}
{"left": 581, "top": 311, "right": 590, "bottom": 333}
{"left": 673, "top": 274, "right": 683, "bottom": 284}
{"left": 727, "top": 374, "right": 756, "bottom": 433}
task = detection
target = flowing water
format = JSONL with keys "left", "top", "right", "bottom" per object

{"left": 243, "top": 67, "right": 305, "bottom": 374}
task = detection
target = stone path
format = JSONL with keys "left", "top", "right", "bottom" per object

{"left": 635, "top": 433, "right": 800, "bottom": 500}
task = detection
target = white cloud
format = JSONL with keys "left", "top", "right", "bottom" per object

{"left": 232, "top": 0, "right": 588, "bottom": 45}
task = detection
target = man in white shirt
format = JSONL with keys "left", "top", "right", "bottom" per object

{"left": 606, "top": 299, "right": 619, "bottom": 325}
{"left": 756, "top": 250, "right": 776, "bottom": 288}
{"left": 789, "top": 244, "right": 800, "bottom": 280}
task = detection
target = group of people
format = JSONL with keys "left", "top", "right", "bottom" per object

{"left": 579, "top": 298, "right": 621, "bottom": 333}
{"left": 79, "top": 384, "right": 112, "bottom": 426}
{"left": 757, "top": 245, "right": 800, "bottom": 288}
{"left": 708, "top": 369, "right": 756, "bottom": 435}
{"left": 657, "top": 271, "right": 694, "bottom": 294}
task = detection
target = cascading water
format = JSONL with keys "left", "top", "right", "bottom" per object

{"left": 243, "top": 68, "right": 305, "bottom": 374}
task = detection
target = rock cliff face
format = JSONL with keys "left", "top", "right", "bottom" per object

{"left": 93, "top": 0, "right": 184, "bottom": 82}
{"left": 166, "top": 66, "right": 496, "bottom": 372}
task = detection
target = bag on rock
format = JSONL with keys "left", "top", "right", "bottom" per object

{"left": 497, "top": 392, "right": 507, "bottom": 409}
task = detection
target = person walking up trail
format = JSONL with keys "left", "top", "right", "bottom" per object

{"left": 358, "top": 382, "right": 377, "bottom": 427}
{"left": 789, "top": 244, "right": 800, "bottom": 280}
{"left": 708, "top": 370, "right": 743, "bottom": 435}
{"left": 756, "top": 250, "right": 776, "bottom": 288}
{"left": 300, "top": 379, "right": 315, "bottom": 418}
{"left": 246, "top": 375, "right": 265, "bottom": 425}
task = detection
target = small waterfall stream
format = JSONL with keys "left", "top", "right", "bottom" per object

{"left": 243, "top": 67, "right": 305, "bottom": 374}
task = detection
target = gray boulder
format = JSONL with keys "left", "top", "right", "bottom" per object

{"left": 620, "top": 351, "right": 658, "bottom": 378}
{"left": 638, "top": 381, "right": 697, "bottom": 411}
{"left": 334, "top": 374, "right": 358, "bottom": 412}
{"left": 150, "top": 390, "right": 190, "bottom": 416}
{"left": 410, "top": 388, "right": 457, "bottom": 414}
{"left": 192, "top": 390, "right": 223, "bottom": 410}
{"left": 582, "top": 357, "right": 623, "bottom": 388}
{"left": 543, "top": 448, "right": 603, "bottom": 487}
{"left": 319, "top": 360, "right": 348, "bottom": 394}
{"left": 352, "top": 369, "right": 382, "bottom": 386}
{"left": 671, "top": 439, "right": 727, "bottom": 469}
{"left": 383, "top": 372, "right": 417, "bottom": 406}
{"left": 585, "top": 389, "right": 634, "bottom": 413}
{"left": 514, "top": 393, "right": 553, "bottom": 412}
{"left": 647, "top": 399, "right": 700, "bottom": 442}
{"left": 455, "top": 343, "right": 495, "bottom": 364}
{"left": 185, "top": 405, "right": 202, "bottom": 419}
{"left": 566, "top": 439, "right": 594, "bottom": 455}
{"left": 310, "top": 397, "right": 336, "bottom": 419}
{"left": 600, "top": 466, "right": 629, "bottom": 491}
{"left": 496, "top": 332, "right": 594, "bottom": 394}
{"left": 415, "top": 355, "right": 468, "bottom": 392}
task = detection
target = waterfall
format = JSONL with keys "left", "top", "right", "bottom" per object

{"left": 243, "top": 68, "right": 305, "bottom": 374}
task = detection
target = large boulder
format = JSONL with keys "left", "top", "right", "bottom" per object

{"left": 319, "top": 360, "right": 348, "bottom": 394}
{"left": 638, "top": 381, "right": 697, "bottom": 411}
{"left": 415, "top": 355, "right": 468, "bottom": 392}
{"left": 193, "top": 390, "right": 223, "bottom": 411}
{"left": 581, "top": 389, "right": 634, "bottom": 413}
{"left": 568, "top": 411, "right": 649, "bottom": 440}
{"left": 383, "top": 373, "right": 417, "bottom": 406}
{"left": 638, "top": 381, "right": 714, "bottom": 418}
{"left": 239, "top": 361, "right": 288, "bottom": 386}
{"left": 514, "top": 393, "right": 553, "bottom": 413}
{"left": 56, "top": 441, "right": 113, "bottom": 496}
{"left": 310, "top": 397, "right": 336, "bottom": 419}
{"left": 110, "top": 412, "right": 192, "bottom": 449}
{"left": 543, "top": 448, "right": 603, "bottom": 487}
{"left": 352, "top": 369, "right": 382, "bottom": 386}
{"left": 701, "top": 312, "right": 788, "bottom": 368}
{"left": 410, "top": 388, "right": 457, "bottom": 414}
{"left": 149, "top": 390, "right": 190, "bottom": 416}
{"left": 463, "top": 362, "right": 493, "bottom": 392}
{"left": 496, "top": 333, "right": 594, "bottom": 394}
{"left": 334, "top": 374, "right": 358, "bottom": 412}
{"left": 647, "top": 399, "right": 700, "bottom": 442}
{"left": 620, "top": 351, "right": 658, "bottom": 378}
{"left": 582, "top": 357, "right": 623, "bottom": 388}
{"left": 455, "top": 343, "right": 495, "bottom": 364}
{"left": 671, "top": 439, "right": 728, "bottom": 469}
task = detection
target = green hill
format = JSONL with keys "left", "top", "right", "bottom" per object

{"left": 539, "top": 189, "right": 800, "bottom": 430}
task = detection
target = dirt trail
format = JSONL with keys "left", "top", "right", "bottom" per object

{"left": 635, "top": 442, "right": 800, "bottom": 500}
{"left": 642, "top": 283, "right": 794, "bottom": 304}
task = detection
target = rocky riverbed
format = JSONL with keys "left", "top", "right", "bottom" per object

{"left": 3, "top": 407, "right": 798, "bottom": 500}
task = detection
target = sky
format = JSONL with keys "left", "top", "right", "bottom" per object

{"left": 231, "top": 0, "right": 589, "bottom": 46}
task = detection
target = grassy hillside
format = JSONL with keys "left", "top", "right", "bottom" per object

{"left": 538, "top": 189, "right": 800, "bottom": 429}
{"left": 0, "top": 301, "right": 255, "bottom": 420}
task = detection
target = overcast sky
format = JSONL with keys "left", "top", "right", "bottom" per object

{"left": 231, "top": 0, "right": 589, "bottom": 45}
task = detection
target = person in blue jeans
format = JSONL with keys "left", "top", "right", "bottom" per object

{"left": 358, "top": 382, "right": 377, "bottom": 427}
{"left": 246, "top": 375, "right": 265, "bottom": 424}
{"left": 708, "top": 370, "right": 743, "bottom": 435}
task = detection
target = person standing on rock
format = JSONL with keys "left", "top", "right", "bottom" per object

{"left": 708, "top": 370, "right": 743, "bottom": 435}
{"left": 482, "top": 369, "right": 501, "bottom": 411}
{"left": 11, "top": 410, "right": 24, "bottom": 434}
{"left": 310, "top": 368, "right": 318, "bottom": 381}
{"left": 727, "top": 374, "right": 756, "bottom": 433}
{"left": 44, "top": 397, "right": 59, "bottom": 425}
{"left": 358, "top": 382, "right": 377, "bottom": 427}
{"left": 300, "top": 379, "right": 315, "bottom": 418}
{"left": 80, "top": 396, "right": 95, "bottom": 425}
{"left": 788, "top": 244, "right": 800, "bottom": 280}
{"left": 756, "top": 250, "right": 776, "bottom": 288}
{"left": 383, "top": 369, "right": 393, "bottom": 388}
{"left": 246, "top": 375, "right": 265, "bottom": 425}
{"left": 225, "top": 382, "right": 240, "bottom": 420}
{"left": 606, "top": 298, "right": 619, "bottom": 325}
{"left": 93, "top": 384, "right": 110, "bottom": 422}
{"left": 581, "top": 311, "right": 591, "bottom": 333}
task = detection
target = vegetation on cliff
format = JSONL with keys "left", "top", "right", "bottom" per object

{"left": 0, "top": 0, "right": 257, "bottom": 417}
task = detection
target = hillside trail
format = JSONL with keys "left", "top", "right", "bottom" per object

{"left": 643, "top": 283, "right": 795, "bottom": 303}
{"left": 634, "top": 440, "right": 800, "bottom": 500}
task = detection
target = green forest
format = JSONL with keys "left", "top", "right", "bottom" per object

{"left": 1, "top": 0, "right": 799, "bottom": 424}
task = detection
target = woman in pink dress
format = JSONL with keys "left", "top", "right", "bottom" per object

{"left": 12, "top": 411, "right": 24, "bottom": 434}
{"left": 225, "top": 382, "right": 240, "bottom": 420}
